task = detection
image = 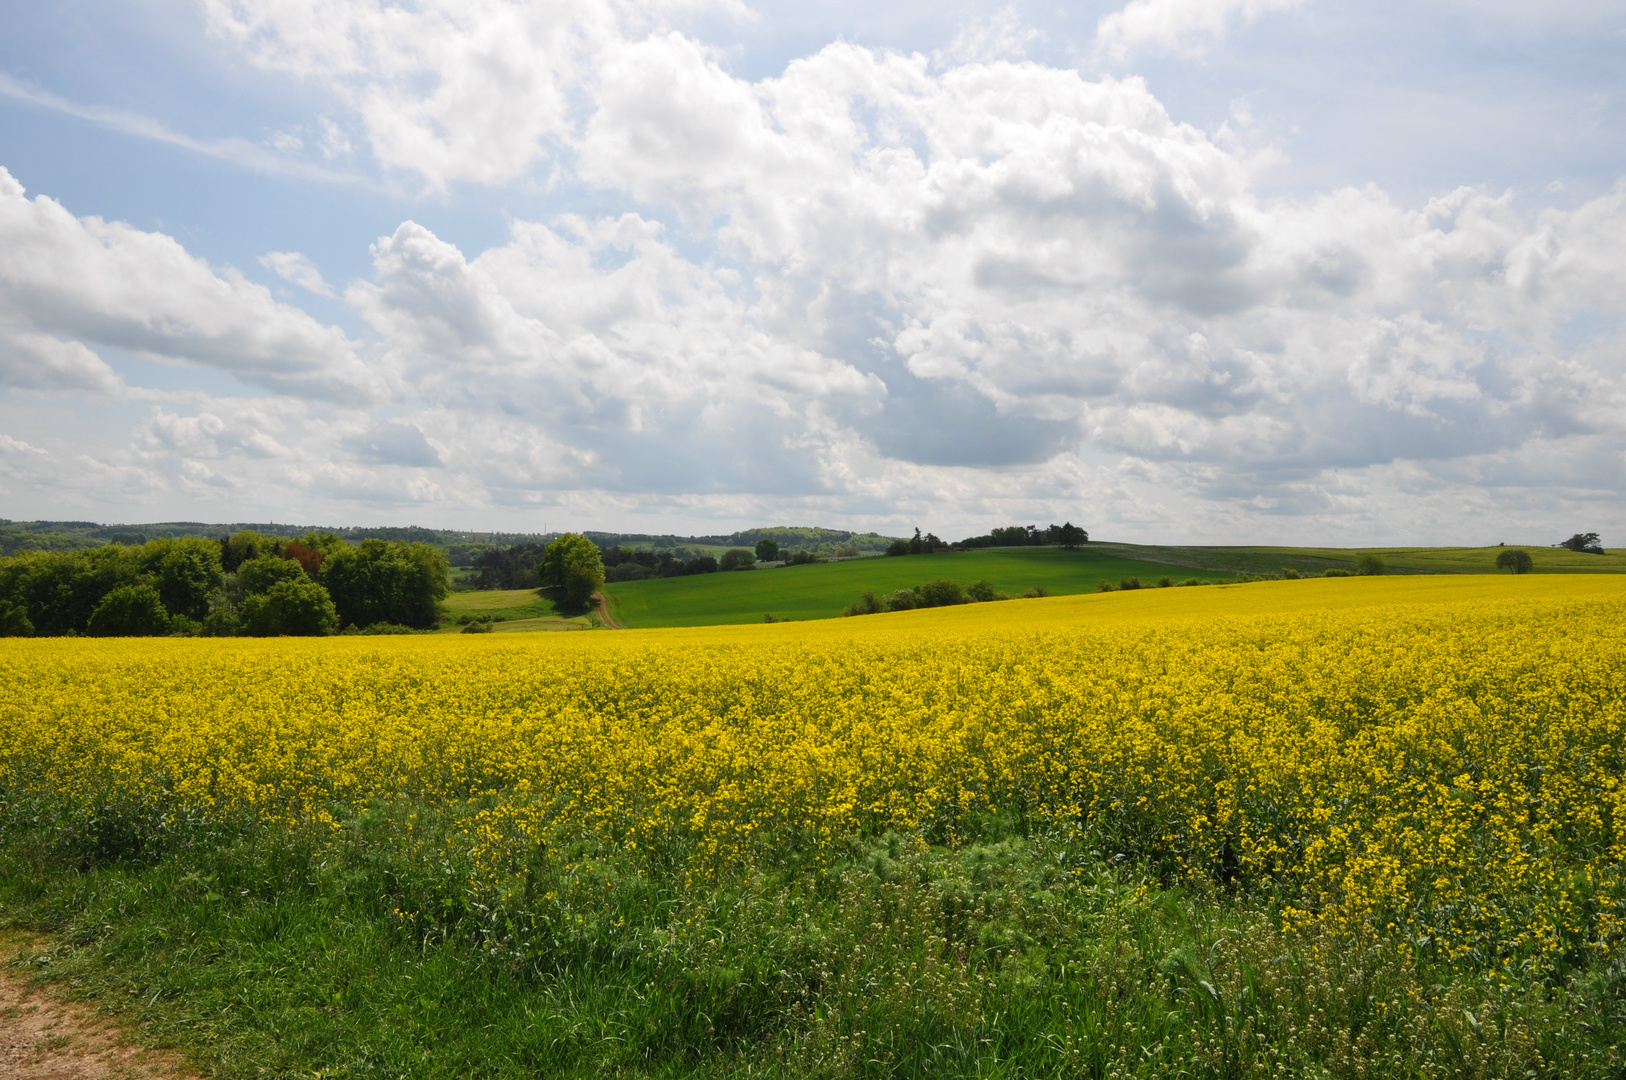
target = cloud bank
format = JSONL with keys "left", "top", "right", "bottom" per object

{"left": 1, "top": 0, "right": 1623, "bottom": 541}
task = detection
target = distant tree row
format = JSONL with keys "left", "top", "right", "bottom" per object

{"left": 463, "top": 536, "right": 842, "bottom": 590}
{"left": 955, "top": 523, "right": 1088, "bottom": 550}
{"left": 880, "top": 522, "right": 1088, "bottom": 556}
{"left": 0, "top": 530, "right": 448, "bottom": 637}
{"left": 601, "top": 546, "right": 720, "bottom": 583}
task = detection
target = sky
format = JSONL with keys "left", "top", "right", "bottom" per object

{"left": 0, "top": 0, "right": 1623, "bottom": 543}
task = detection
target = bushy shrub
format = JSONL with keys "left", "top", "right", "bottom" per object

{"left": 1323, "top": 568, "right": 1351, "bottom": 578}
{"left": 1281, "top": 568, "right": 1302, "bottom": 580}
{"left": 965, "top": 579, "right": 1001, "bottom": 602}
{"left": 1354, "top": 554, "right": 1386, "bottom": 576}
{"left": 917, "top": 579, "right": 968, "bottom": 607}
{"left": 719, "top": 548, "right": 756, "bottom": 571}
{"left": 883, "top": 588, "right": 920, "bottom": 612}
{"left": 1097, "top": 579, "right": 1115, "bottom": 592}
{"left": 844, "top": 590, "right": 884, "bottom": 616}
{"left": 241, "top": 578, "right": 338, "bottom": 636}
{"left": 1119, "top": 577, "right": 1142, "bottom": 591}
{"left": 1022, "top": 585, "right": 1050, "bottom": 598}
{"left": 87, "top": 584, "right": 171, "bottom": 637}
{"left": 0, "top": 599, "right": 33, "bottom": 637}
{"left": 1157, "top": 576, "right": 1173, "bottom": 587}
{"left": 460, "top": 619, "right": 494, "bottom": 633}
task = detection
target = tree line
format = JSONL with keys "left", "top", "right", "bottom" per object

{"left": 885, "top": 522, "right": 1089, "bottom": 555}
{"left": 0, "top": 530, "right": 448, "bottom": 637}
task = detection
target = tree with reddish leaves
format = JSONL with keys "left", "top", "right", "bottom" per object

{"left": 283, "top": 540, "right": 324, "bottom": 578}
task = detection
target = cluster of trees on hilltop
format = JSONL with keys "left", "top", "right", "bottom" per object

{"left": 1559, "top": 532, "right": 1605, "bottom": 554}
{"left": 881, "top": 523, "right": 1089, "bottom": 555}
{"left": 956, "top": 523, "right": 1088, "bottom": 549}
{"left": 0, "top": 530, "right": 448, "bottom": 637}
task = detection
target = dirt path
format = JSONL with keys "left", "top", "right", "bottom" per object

{"left": 0, "top": 939, "right": 193, "bottom": 1080}
{"left": 591, "top": 592, "right": 625, "bottom": 629}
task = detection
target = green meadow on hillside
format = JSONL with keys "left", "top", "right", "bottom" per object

{"left": 600, "top": 547, "right": 1234, "bottom": 628}
{"left": 436, "top": 588, "right": 594, "bottom": 632}
{"left": 1095, "top": 542, "right": 1626, "bottom": 577}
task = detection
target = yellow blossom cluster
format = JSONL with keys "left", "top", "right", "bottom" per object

{"left": 2, "top": 575, "right": 1623, "bottom": 967}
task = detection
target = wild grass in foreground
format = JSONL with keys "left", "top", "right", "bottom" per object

{"left": 6, "top": 814, "right": 1622, "bottom": 1079}
{"left": 3, "top": 577, "right": 1626, "bottom": 1076}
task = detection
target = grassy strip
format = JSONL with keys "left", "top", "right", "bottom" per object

{"left": 3, "top": 805, "right": 1622, "bottom": 1078}
{"left": 602, "top": 548, "right": 1235, "bottom": 628}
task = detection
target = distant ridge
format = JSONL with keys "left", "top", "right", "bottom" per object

{"left": 0, "top": 520, "right": 905, "bottom": 558}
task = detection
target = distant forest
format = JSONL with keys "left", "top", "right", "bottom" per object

{"left": 0, "top": 519, "right": 555, "bottom": 559}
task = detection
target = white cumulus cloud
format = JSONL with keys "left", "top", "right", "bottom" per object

{"left": 0, "top": 166, "right": 381, "bottom": 402}
{"left": 1095, "top": 0, "right": 1303, "bottom": 61}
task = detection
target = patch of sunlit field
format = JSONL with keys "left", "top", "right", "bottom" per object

{"left": 3, "top": 574, "right": 1624, "bottom": 975}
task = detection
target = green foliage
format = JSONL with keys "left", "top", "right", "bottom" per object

{"left": 221, "top": 529, "right": 280, "bottom": 573}
{"left": 146, "top": 538, "right": 224, "bottom": 620}
{"left": 323, "top": 539, "right": 451, "bottom": 629}
{"left": 719, "top": 548, "right": 756, "bottom": 572}
{"left": 0, "top": 547, "right": 133, "bottom": 635}
{"left": 754, "top": 538, "right": 780, "bottom": 563}
{"left": 240, "top": 578, "right": 338, "bottom": 636}
{"left": 1560, "top": 532, "right": 1604, "bottom": 554}
{"left": 847, "top": 577, "right": 1007, "bottom": 614}
{"left": 1496, "top": 548, "right": 1534, "bottom": 574}
{"left": 916, "top": 578, "right": 968, "bottom": 606}
{"left": 1355, "top": 554, "right": 1387, "bottom": 576}
{"left": 965, "top": 579, "right": 1000, "bottom": 602}
{"left": 0, "top": 598, "right": 33, "bottom": 636}
{"left": 883, "top": 588, "right": 919, "bottom": 611}
{"left": 540, "top": 534, "right": 606, "bottom": 608}
{"left": 86, "top": 584, "right": 171, "bottom": 637}
{"left": 1119, "top": 577, "right": 1142, "bottom": 590}
{"left": 237, "top": 554, "right": 308, "bottom": 596}
{"left": 3, "top": 810, "right": 1621, "bottom": 1079}
{"left": 1097, "top": 579, "right": 1115, "bottom": 592}
{"left": 200, "top": 590, "right": 241, "bottom": 637}
{"left": 1157, "top": 576, "right": 1173, "bottom": 587}
{"left": 1324, "top": 568, "right": 1352, "bottom": 577}
{"left": 843, "top": 590, "right": 884, "bottom": 617}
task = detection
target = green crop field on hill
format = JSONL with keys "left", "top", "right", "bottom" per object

{"left": 600, "top": 547, "right": 1234, "bottom": 628}
{"left": 1094, "top": 541, "right": 1626, "bottom": 577}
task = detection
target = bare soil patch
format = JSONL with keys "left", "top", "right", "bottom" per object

{"left": 0, "top": 937, "right": 193, "bottom": 1080}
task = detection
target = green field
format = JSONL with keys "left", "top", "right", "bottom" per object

{"left": 1096, "top": 541, "right": 1626, "bottom": 576}
{"left": 436, "top": 588, "right": 593, "bottom": 632}
{"left": 601, "top": 547, "right": 1232, "bottom": 628}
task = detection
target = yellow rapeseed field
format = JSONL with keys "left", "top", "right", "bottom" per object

{"left": 3, "top": 575, "right": 1624, "bottom": 973}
